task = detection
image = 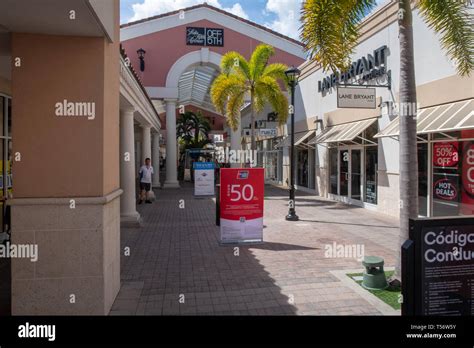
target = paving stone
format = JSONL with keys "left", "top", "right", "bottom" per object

{"left": 110, "top": 183, "right": 399, "bottom": 316}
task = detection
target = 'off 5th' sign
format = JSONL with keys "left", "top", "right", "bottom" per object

{"left": 186, "top": 27, "right": 224, "bottom": 47}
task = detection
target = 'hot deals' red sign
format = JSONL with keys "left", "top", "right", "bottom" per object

{"left": 434, "top": 178, "right": 458, "bottom": 201}
{"left": 220, "top": 168, "right": 264, "bottom": 243}
{"left": 433, "top": 142, "right": 459, "bottom": 167}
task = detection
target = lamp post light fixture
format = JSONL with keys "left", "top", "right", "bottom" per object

{"left": 285, "top": 66, "right": 300, "bottom": 221}
{"left": 137, "top": 48, "right": 146, "bottom": 72}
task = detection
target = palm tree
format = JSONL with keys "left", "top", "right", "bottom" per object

{"left": 301, "top": 0, "right": 474, "bottom": 279}
{"left": 176, "top": 111, "right": 195, "bottom": 146}
{"left": 176, "top": 110, "right": 212, "bottom": 180}
{"left": 210, "top": 44, "right": 290, "bottom": 151}
{"left": 191, "top": 111, "right": 211, "bottom": 144}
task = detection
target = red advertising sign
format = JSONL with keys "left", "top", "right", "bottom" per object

{"left": 220, "top": 168, "right": 264, "bottom": 243}
{"left": 462, "top": 141, "right": 474, "bottom": 197}
{"left": 433, "top": 178, "right": 458, "bottom": 201}
{"left": 461, "top": 131, "right": 474, "bottom": 215}
{"left": 433, "top": 142, "right": 459, "bottom": 167}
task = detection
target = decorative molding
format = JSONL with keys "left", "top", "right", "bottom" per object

{"left": 120, "top": 4, "right": 305, "bottom": 58}
{"left": 9, "top": 189, "right": 123, "bottom": 206}
{"left": 120, "top": 56, "right": 161, "bottom": 131}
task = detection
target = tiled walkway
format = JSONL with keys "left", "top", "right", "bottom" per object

{"left": 111, "top": 183, "right": 400, "bottom": 315}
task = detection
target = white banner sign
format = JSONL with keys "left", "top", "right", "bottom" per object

{"left": 193, "top": 162, "right": 215, "bottom": 196}
{"left": 337, "top": 87, "right": 376, "bottom": 109}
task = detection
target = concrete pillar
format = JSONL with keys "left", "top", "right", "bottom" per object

{"left": 141, "top": 124, "right": 151, "bottom": 162}
{"left": 230, "top": 119, "right": 242, "bottom": 168}
{"left": 120, "top": 107, "right": 140, "bottom": 226}
{"left": 10, "top": 12, "right": 121, "bottom": 315}
{"left": 140, "top": 124, "right": 155, "bottom": 200}
{"left": 164, "top": 99, "right": 179, "bottom": 188}
{"left": 152, "top": 132, "right": 161, "bottom": 188}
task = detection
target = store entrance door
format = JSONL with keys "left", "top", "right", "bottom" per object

{"left": 338, "top": 147, "right": 363, "bottom": 203}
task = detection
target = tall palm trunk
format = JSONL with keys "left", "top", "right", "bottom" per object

{"left": 396, "top": 0, "right": 419, "bottom": 278}
{"left": 250, "top": 92, "right": 256, "bottom": 151}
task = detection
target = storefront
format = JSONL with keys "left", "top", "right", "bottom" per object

{"left": 376, "top": 99, "right": 474, "bottom": 217}
{"left": 277, "top": 130, "right": 316, "bottom": 191}
{"left": 296, "top": 134, "right": 316, "bottom": 190}
{"left": 309, "top": 118, "right": 379, "bottom": 206}
{"left": 293, "top": 0, "right": 474, "bottom": 218}
{"left": 257, "top": 137, "right": 283, "bottom": 184}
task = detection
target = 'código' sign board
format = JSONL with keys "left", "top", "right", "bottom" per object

{"left": 404, "top": 218, "right": 474, "bottom": 316}
{"left": 220, "top": 168, "right": 264, "bottom": 244}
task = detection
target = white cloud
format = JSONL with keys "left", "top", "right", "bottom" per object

{"left": 225, "top": 3, "right": 249, "bottom": 20}
{"left": 264, "top": 0, "right": 303, "bottom": 40}
{"left": 129, "top": 0, "right": 248, "bottom": 22}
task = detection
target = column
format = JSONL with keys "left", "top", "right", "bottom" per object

{"left": 120, "top": 107, "right": 140, "bottom": 225}
{"left": 152, "top": 132, "right": 161, "bottom": 188}
{"left": 230, "top": 118, "right": 242, "bottom": 168}
{"left": 164, "top": 99, "right": 180, "bottom": 188}
{"left": 10, "top": 28, "right": 121, "bottom": 315}
{"left": 140, "top": 124, "right": 155, "bottom": 200}
{"left": 141, "top": 124, "right": 151, "bottom": 162}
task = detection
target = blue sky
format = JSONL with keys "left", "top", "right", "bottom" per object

{"left": 120, "top": 0, "right": 385, "bottom": 40}
{"left": 120, "top": 0, "right": 310, "bottom": 40}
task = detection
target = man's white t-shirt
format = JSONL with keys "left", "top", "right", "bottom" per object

{"left": 139, "top": 165, "right": 154, "bottom": 183}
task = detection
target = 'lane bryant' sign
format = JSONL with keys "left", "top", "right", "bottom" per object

{"left": 186, "top": 27, "right": 224, "bottom": 47}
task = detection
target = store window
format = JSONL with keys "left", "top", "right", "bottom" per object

{"left": 418, "top": 142, "right": 428, "bottom": 216}
{"left": 329, "top": 147, "right": 338, "bottom": 194}
{"left": 431, "top": 130, "right": 474, "bottom": 217}
{"left": 257, "top": 138, "right": 283, "bottom": 183}
{"left": 365, "top": 146, "right": 378, "bottom": 204}
{"left": 297, "top": 149, "right": 309, "bottom": 187}
{"left": 414, "top": 131, "right": 474, "bottom": 218}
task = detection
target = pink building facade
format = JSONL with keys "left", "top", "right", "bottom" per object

{"left": 120, "top": 3, "right": 306, "bottom": 187}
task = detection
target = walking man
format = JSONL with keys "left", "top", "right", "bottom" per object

{"left": 138, "top": 158, "right": 154, "bottom": 204}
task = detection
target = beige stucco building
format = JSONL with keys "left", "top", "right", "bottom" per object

{"left": 0, "top": 0, "right": 161, "bottom": 315}
{"left": 254, "top": 1, "right": 473, "bottom": 219}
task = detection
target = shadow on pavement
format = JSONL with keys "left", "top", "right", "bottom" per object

{"left": 299, "top": 218, "right": 399, "bottom": 229}
{"left": 239, "top": 241, "right": 319, "bottom": 251}
{"left": 112, "top": 182, "right": 299, "bottom": 315}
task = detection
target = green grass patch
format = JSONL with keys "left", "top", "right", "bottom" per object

{"left": 347, "top": 271, "right": 401, "bottom": 310}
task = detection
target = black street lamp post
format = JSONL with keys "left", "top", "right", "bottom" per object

{"left": 285, "top": 66, "right": 300, "bottom": 221}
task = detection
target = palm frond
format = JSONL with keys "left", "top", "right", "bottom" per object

{"left": 226, "top": 90, "right": 246, "bottom": 131}
{"left": 210, "top": 74, "right": 247, "bottom": 114}
{"left": 262, "top": 63, "right": 288, "bottom": 82}
{"left": 220, "top": 51, "right": 251, "bottom": 79}
{"left": 418, "top": 0, "right": 474, "bottom": 76}
{"left": 249, "top": 44, "right": 275, "bottom": 81}
{"left": 255, "top": 76, "right": 289, "bottom": 123}
{"left": 301, "top": 0, "right": 377, "bottom": 72}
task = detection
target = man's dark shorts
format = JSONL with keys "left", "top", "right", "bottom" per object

{"left": 140, "top": 182, "right": 151, "bottom": 192}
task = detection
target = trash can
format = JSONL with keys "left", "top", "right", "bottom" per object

{"left": 362, "top": 256, "right": 388, "bottom": 290}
